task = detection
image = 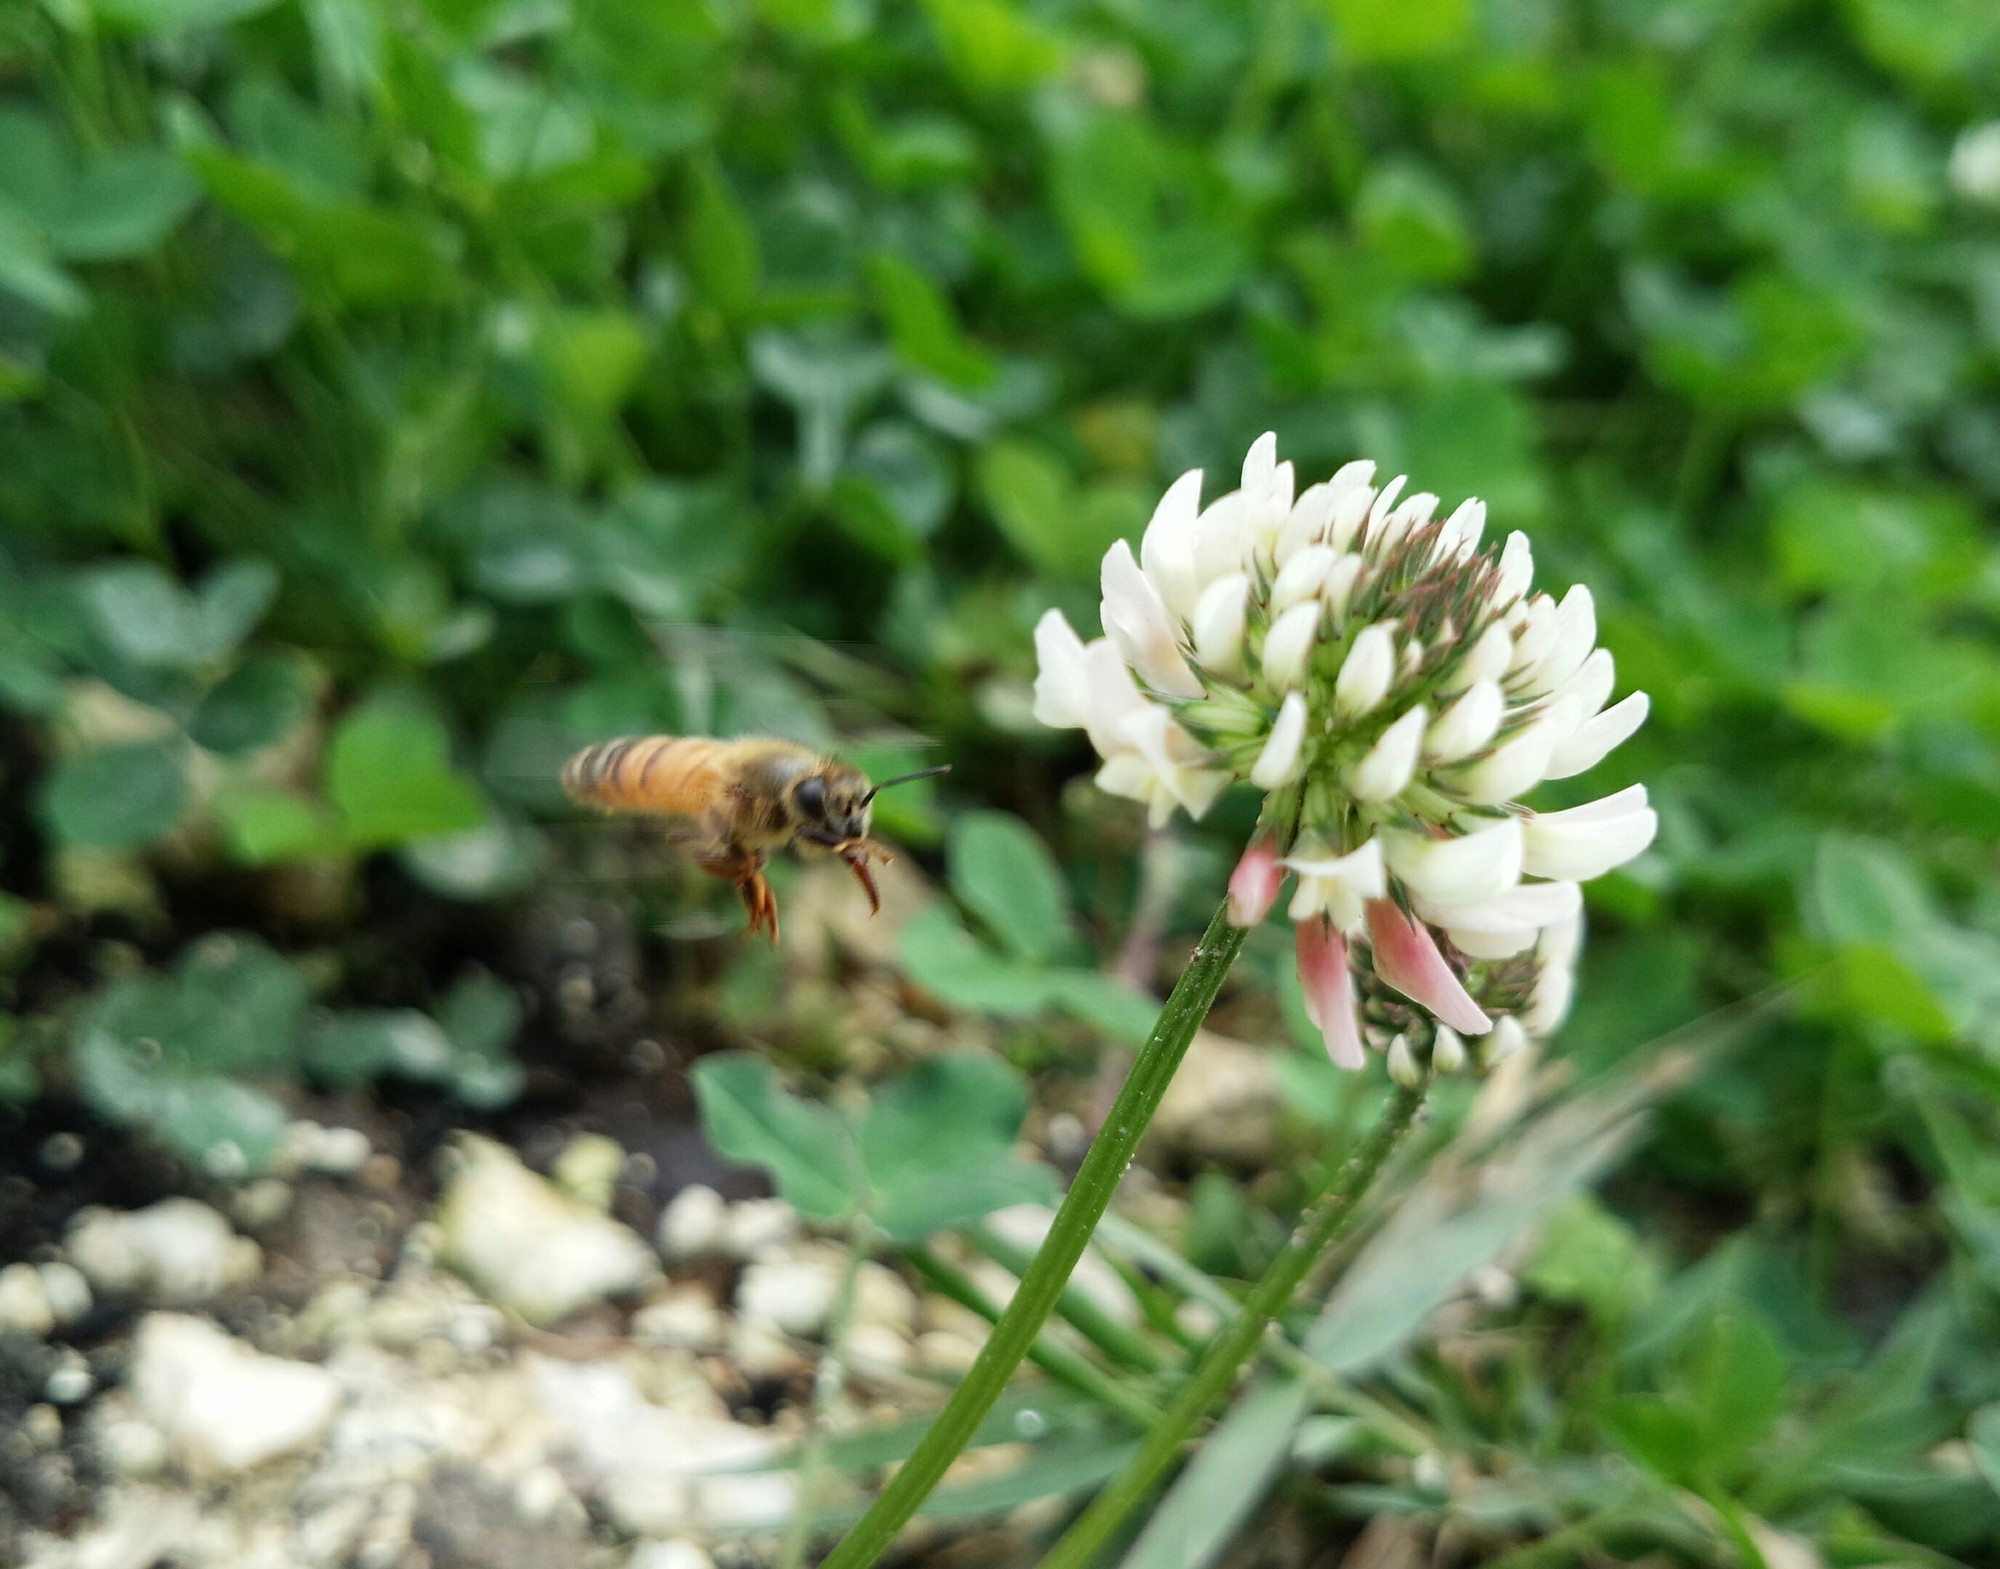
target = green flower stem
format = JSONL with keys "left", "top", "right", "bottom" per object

{"left": 817, "top": 900, "right": 1249, "bottom": 1569}
{"left": 1036, "top": 1076, "right": 1430, "bottom": 1569}
{"left": 900, "top": 1247, "right": 1164, "bottom": 1431}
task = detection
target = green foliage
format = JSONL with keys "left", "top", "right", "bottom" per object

{"left": 73, "top": 933, "right": 304, "bottom": 1173}
{"left": 899, "top": 810, "right": 1158, "bottom": 1042}
{"left": 948, "top": 810, "right": 1070, "bottom": 961}
{"left": 1523, "top": 1195, "right": 1660, "bottom": 1325}
{"left": 692, "top": 1050, "right": 1054, "bottom": 1241}
{"left": 0, "top": 0, "right": 1997, "bottom": 1561}
{"left": 693, "top": 1052, "right": 867, "bottom": 1222}
{"left": 72, "top": 935, "right": 519, "bottom": 1173}
{"left": 39, "top": 739, "right": 189, "bottom": 850}
{"left": 325, "top": 694, "right": 487, "bottom": 849}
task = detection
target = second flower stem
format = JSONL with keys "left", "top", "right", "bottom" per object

{"left": 815, "top": 899, "right": 1249, "bottom": 1569}
{"left": 1035, "top": 1076, "right": 1431, "bottom": 1569}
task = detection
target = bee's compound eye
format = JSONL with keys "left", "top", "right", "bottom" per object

{"left": 795, "top": 775, "right": 828, "bottom": 821}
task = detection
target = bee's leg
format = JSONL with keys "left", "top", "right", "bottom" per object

{"left": 743, "top": 872, "right": 780, "bottom": 945}
{"left": 834, "top": 838, "right": 893, "bottom": 917}
{"left": 695, "top": 845, "right": 780, "bottom": 946}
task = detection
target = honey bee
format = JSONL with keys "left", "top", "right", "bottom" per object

{"left": 561, "top": 736, "right": 948, "bottom": 943}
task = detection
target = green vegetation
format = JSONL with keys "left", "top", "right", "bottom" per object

{"left": 4, "top": 0, "right": 2000, "bottom": 1562}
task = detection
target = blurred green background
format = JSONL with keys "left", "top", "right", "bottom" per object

{"left": 4, "top": 0, "right": 2000, "bottom": 1562}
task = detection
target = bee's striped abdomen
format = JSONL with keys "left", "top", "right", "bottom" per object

{"left": 561, "top": 735, "right": 725, "bottom": 819}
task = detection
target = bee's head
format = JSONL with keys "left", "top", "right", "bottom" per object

{"left": 791, "top": 769, "right": 871, "bottom": 846}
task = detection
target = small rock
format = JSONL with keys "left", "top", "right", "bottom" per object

{"left": 530, "top": 1358, "right": 795, "bottom": 1535}
{"left": 30, "top": 1486, "right": 200, "bottom": 1569}
{"left": 921, "top": 1292, "right": 993, "bottom": 1342}
{"left": 853, "top": 1263, "right": 917, "bottom": 1338}
{"left": 1150, "top": 1030, "right": 1281, "bottom": 1165}
{"left": 513, "top": 1464, "right": 577, "bottom": 1523}
{"left": 730, "top": 1320, "right": 805, "bottom": 1382}
{"left": 724, "top": 1197, "right": 799, "bottom": 1260}
{"left": 44, "top": 1347, "right": 93, "bottom": 1404}
{"left": 1174, "top": 1300, "right": 1223, "bottom": 1340}
{"left": 656, "top": 1185, "right": 728, "bottom": 1261}
{"left": 359, "top": 1153, "right": 402, "bottom": 1192}
{"left": 356, "top": 1271, "right": 506, "bottom": 1364}
{"left": 95, "top": 1405, "right": 172, "bottom": 1476}
{"left": 552, "top": 1134, "right": 625, "bottom": 1212}
{"left": 410, "top": 1463, "right": 592, "bottom": 1569}
{"left": 66, "top": 1198, "right": 262, "bottom": 1306}
{"left": 280, "top": 1119, "right": 375, "bottom": 1177}
{"left": 631, "top": 1539, "right": 716, "bottom": 1569}
{"left": 21, "top": 1403, "right": 61, "bottom": 1449}
{"left": 435, "top": 1135, "right": 659, "bottom": 1325}
{"left": 130, "top": 1313, "right": 342, "bottom": 1475}
{"left": 847, "top": 1323, "right": 910, "bottom": 1372}
{"left": 0, "top": 1262, "right": 54, "bottom": 1336}
{"left": 736, "top": 1248, "right": 842, "bottom": 1338}
{"left": 915, "top": 1330, "right": 982, "bottom": 1375}
{"left": 231, "top": 1177, "right": 294, "bottom": 1229}
{"left": 631, "top": 1285, "right": 727, "bottom": 1351}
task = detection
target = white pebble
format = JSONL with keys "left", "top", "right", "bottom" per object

{"left": 736, "top": 1252, "right": 841, "bottom": 1338}
{"left": 631, "top": 1539, "right": 716, "bottom": 1569}
{"left": 724, "top": 1197, "right": 799, "bottom": 1259}
{"left": 853, "top": 1263, "right": 917, "bottom": 1338}
{"left": 279, "top": 1120, "right": 374, "bottom": 1177}
{"left": 514, "top": 1463, "right": 574, "bottom": 1521}
{"left": 915, "top": 1330, "right": 982, "bottom": 1374}
{"left": 38, "top": 1262, "right": 91, "bottom": 1325}
{"left": 847, "top": 1323, "right": 910, "bottom": 1372}
{"left": 45, "top": 1348, "right": 93, "bottom": 1404}
{"left": 0, "top": 1263, "right": 54, "bottom": 1336}
{"left": 631, "top": 1285, "right": 727, "bottom": 1351}
{"left": 552, "top": 1133, "right": 626, "bottom": 1212}
{"left": 436, "top": 1135, "right": 658, "bottom": 1325}
{"left": 1175, "top": 1299, "right": 1224, "bottom": 1340}
{"left": 729, "top": 1320, "right": 803, "bottom": 1381}
{"left": 529, "top": 1359, "right": 794, "bottom": 1536}
{"left": 656, "top": 1185, "right": 728, "bottom": 1261}
{"left": 129, "top": 1313, "right": 341, "bottom": 1475}
{"left": 95, "top": 1411, "right": 171, "bottom": 1476}
{"left": 231, "top": 1178, "right": 294, "bottom": 1228}
{"left": 66, "top": 1199, "right": 261, "bottom": 1306}
{"left": 21, "top": 1403, "right": 61, "bottom": 1448}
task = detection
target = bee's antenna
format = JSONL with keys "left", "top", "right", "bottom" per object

{"left": 862, "top": 764, "right": 951, "bottom": 803}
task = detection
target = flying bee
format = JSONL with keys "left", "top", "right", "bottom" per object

{"left": 561, "top": 736, "right": 948, "bottom": 943}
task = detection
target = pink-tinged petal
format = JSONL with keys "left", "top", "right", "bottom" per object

{"left": 1296, "top": 920, "right": 1366, "bottom": 1071}
{"left": 1228, "top": 835, "right": 1286, "bottom": 927}
{"left": 1364, "top": 901, "right": 1492, "bottom": 1036}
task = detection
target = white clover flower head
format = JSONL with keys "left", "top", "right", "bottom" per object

{"left": 1032, "top": 435, "right": 1655, "bottom": 1074}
